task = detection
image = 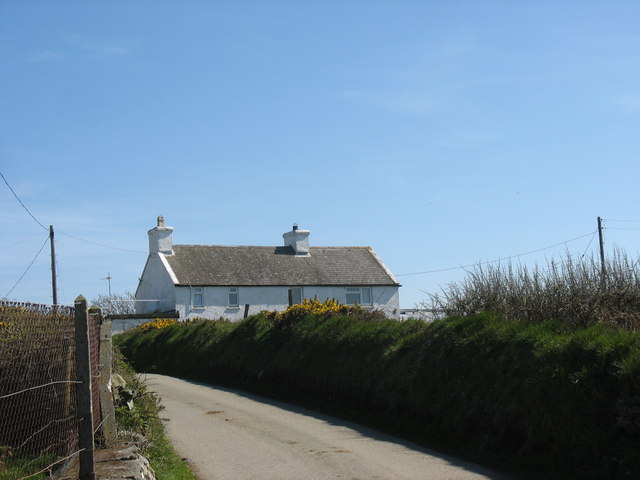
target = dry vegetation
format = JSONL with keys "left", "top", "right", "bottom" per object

{"left": 426, "top": 249, "right": 640, "bottom": 330}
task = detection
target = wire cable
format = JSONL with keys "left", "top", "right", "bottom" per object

{"left": 3, "top": 235, "right": 50, "bottom": 298}
{"left": 396, "top": 231, "right": 596, "bottom": 277}
{"left": 54, "top": 254, "right": 66, "bottom": 305}
{"left": 1, "top": 171, "right": 145, "bottom": 254}
{"left": 0, "top": 380, "right": 83, "bottom": 400}
{"left": 0, "top": 171, "right": 48, "bottom": 231}
{"left": 16, "top": 449, "right": 84, "bottom": 480}
{"left": 581, "top": 231, "right": 597, "bottom": 259}
{"left": 57, "top": 231, "right": 146, "bottom": 254}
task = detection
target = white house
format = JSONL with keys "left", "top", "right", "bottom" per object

{"left": 135, "top": 217, "right": 400, "bottom": 320}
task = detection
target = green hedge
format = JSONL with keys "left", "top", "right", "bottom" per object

{"left": 115, "top": 313, "right": 640, "bottom": 479}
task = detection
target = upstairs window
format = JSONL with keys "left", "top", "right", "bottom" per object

{"left": 288, "top": 287, "right": 302, "bottom": 306}
{"left": 192, "top": 287, "right": 204, "bottom": 307}
{"left": 228, "top": 287, "right": 239, "bottom": 307}
{"left": 346, "top": 287, "right": 372, "bottom": 306}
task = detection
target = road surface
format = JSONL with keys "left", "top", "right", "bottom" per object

{"left": 144, "top": 374, "right": 510, "bottom": 480}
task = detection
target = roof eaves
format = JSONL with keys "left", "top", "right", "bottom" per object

{"left": 159, "top": 252, "right": 179, "bottom": 284}
{"left": 366, "top": 247, "right": 401, "bottom": 286}
{"left": 174, "top": 282, "right": 398, "bottom": 287}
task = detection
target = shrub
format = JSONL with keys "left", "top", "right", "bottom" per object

{"left": 115, "top": 311, "right": 640, "bottom": 479}
{"left": 90, "top": 291, "right": 136, "bottom": 316}
{"left": 262, "top": 298, "right": 387, "bottom": 325}
{"left": 138, "top": 318, "right": 178, "bottom": 332}
{"left": 426, "top": 250, "right": 640, "bottom": 330}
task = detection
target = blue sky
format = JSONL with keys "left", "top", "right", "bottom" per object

{"left": 1, "top": 1, "right": 638, "bottom": 308}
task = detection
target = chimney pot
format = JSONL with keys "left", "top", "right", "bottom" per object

{"left": 283, "top": 224, "right": 310, "bottom": 256}
{"left": 148, "top": 216, "right": 174, "bottom": 255}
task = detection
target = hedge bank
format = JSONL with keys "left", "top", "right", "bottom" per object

{"left": 115, "top": 313, "right": 640, "bottom": 479}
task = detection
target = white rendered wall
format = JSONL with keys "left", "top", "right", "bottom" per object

{"left": 148, "top": 226, "right": 174, "bottom": 255}
{"left": 174, "top": 285, "right": 400, "bottom": 321}
{"left": 282, "top": 229, "right": 310, "bottom": 255}
{"left": 135, "top": 254, "right": 177, "bottom": 314}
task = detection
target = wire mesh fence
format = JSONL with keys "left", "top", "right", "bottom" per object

{"left": 0, "top": 301, "right": 102, "bottom": 480}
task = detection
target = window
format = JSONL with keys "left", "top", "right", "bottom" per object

{"left": 192, "top": 287, "right": 204, "bottom": 307}
{"left": 228, "top": 287, "right": 239, "bottom": 307}
{"left": 288, "top": 287, "right": 302, "bottom": 306}
{"left": 346, "top": 287, "right": 372, "bottom": 306}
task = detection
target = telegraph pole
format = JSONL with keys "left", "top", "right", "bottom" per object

{"left": 50, "top": 225, "right": 58, "bottom": 305}
{"left": 102, "top": 273, "right": 112, "bottom": 296}
{"left": 597, "top": 216, "right": 606, "bottom": 278}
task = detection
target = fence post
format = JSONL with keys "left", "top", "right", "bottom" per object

{"left": 75, "top": 295, "right": 96, "bottom": 480}
{"left": 97, "top": 311, "right": 118, "bottom": 445}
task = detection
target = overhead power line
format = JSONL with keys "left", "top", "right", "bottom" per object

{"left": 581, "top": 231, "right": 598, "bottom": 259}
{"left": 0, "top": 171, "right": 48, "bottom": 231}
{"left": 396, "top": 231, "right": 596, "bottom": 277}
{"left": 3, "top": 234, "right": 50, "bottom": 299}
{"left": 2, "top": 171, "right": 146, "bottom": 254}
{"left": 57, "top": 231, "right": 146, "bottom": 254}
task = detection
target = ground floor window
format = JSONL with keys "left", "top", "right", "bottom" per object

{"left": 192, "top": 287, "right": 204, "bottom": 307}
{"left": 345, "top": 287, "right": 372, "bottom": 306}
{"left": 288, "top": 287, "right": 302, "bottom": 306}
{"left": 228, "top": 287, "right": 239, "bottom": 307}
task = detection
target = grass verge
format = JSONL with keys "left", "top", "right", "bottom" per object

{"left": 113, "top": 348, "right": 198, "bottom": 480}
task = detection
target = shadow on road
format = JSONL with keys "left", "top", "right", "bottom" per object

{"left": 143, "top": 374, "right": 514, "bottom": 480}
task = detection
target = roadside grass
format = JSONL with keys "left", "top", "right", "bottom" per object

{"left": 113, "top": 349, "right": 198, "bottom": 480}
{"left": 0, "top": 454, "right": 57, "bottom": 480}
{"left": 116, "top": 310, "right": 640, "bottom": 480}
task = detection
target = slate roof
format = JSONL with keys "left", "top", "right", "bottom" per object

{"left": 163, "top": 245, "right": 399, "bottom": 286}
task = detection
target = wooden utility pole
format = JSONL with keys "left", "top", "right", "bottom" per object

{"left": 74, "top": 296, "right": 96, "bottom": 480}
{"left": 50, "top": 225, "right": 58, "bottom": 305}
{"left": 597, "top": 216, "right": 606, "bottom": 278}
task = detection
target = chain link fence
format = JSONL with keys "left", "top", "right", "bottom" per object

{"left": 0, "top": 301, "right": 102, "bottom": 480}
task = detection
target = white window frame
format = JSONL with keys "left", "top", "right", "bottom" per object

{"left": 228, "top": 287, "right": 239, "bottom": 307}
{"left": 192, "top": 287, "right": 204, "bottom": 308}
{"left": 288, "top": 287, "right": 302, "bottom": 306}
{"left": 345, "top": 287, "right": 373, "bottom": 306}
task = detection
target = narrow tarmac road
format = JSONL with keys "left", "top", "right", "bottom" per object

{"left": 144, "top": 374, "right": 510, "bottom": 480}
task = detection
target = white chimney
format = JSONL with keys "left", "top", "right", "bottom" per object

{"left": 283, "top": 223, "right": 310, "bottom": 256}
{"left": 148, "top": 216, "right": 174, "bottom": 255}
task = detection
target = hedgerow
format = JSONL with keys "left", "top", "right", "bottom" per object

{"left": 116, "top": 308, "right": 640, "bottom": 480}
{"left": 426, "top": 250, "right": 640, "bottom": 330}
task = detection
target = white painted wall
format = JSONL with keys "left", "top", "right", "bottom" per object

{"left": 174, "top": 285, "right": 400, "bottom": 320}
{"left": 282, "top": 227, "right": 310, "bottom": 255}
{"left": 135, "top": 253, "right": 177, "bottom": 314}
{"left": 111, "top": 318, "right": 150, "bottom": 334}
{"left": 148, "top": 216, "right": 174, "bottom": 255}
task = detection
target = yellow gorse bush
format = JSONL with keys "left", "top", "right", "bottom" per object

{"left": 138, "top": 318, "right": 178, "bottom": 332}
{"left": 265, "top": 297, "right": 365, "bottom": 325}
{"left": 282, "top": 297, "right": 352, "bottom": 316}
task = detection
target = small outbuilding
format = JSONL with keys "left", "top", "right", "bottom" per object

{"left": 135, "top": 217, "right": 400, "bottom": 320}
